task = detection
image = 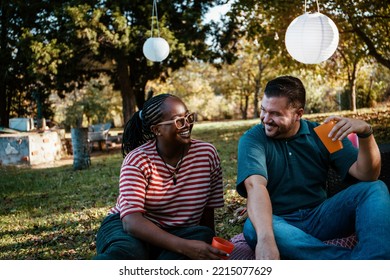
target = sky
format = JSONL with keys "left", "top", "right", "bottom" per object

{"left": 204, "top": 2, "right": 232, "bottom": 23}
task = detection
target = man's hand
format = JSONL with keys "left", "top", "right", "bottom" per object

{"left": 255, "top": 236, "right": 280, "bottom": 260}
{"left": 325, "top": 115, "right": 380, "bottom": 181}
{"left": 324, "top": 116, "right": 371, "bottom": 141}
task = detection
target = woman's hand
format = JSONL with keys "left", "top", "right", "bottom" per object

{"left": 180, "top": 239, "right": 228, "bottom": 260}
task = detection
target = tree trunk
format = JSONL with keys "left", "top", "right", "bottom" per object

{"left": 350, "top": 63, "right": 358, "bottom": 112}
{"left": 71, "top": 127, "right": 90, "bottom": 170}
{"left": 117, "top": 57, "right": 136, "bottom": 124}
{"left": 0, "top": 72, "right": 7, "bottom": 127}
{"left": 244, "top": 95, "right": 249, "bottom": 119}
{"left": 135, "top": 83, "right": 147, "bottom": 110}
{"left": 0, "top": 2, "right": 9, "bottom": 127}
{"left": 253, "top": 60, "right": 263, "bottom": 119}
{"left": 239, "top": 91, "right": 249, "bottom": 119}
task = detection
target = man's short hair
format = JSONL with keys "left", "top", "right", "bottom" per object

{"left": 264, "top": 76, "right": 306, "bottom": 109}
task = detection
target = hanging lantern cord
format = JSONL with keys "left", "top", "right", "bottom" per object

{"left": 151, "top": 0, "right": 160, "bottom": 37}
{"left": 304, "top": 0, "right": 320, "bottom": 13}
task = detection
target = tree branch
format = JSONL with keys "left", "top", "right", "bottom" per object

{"left": 353, "top": 25, "right": 390, "bottom": 69}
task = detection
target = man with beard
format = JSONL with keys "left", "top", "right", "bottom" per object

{"left": 236, "top": 75, "right": 390, "bottom": 260}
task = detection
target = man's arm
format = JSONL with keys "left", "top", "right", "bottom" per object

{"left": 325, "top": 116, "right": 381, "bottom": 181}
{"left": 349, "top": 133, "right": 381, "bottom": 180}
{"left": 245, "top": 175, "right": 280, "bottom": 260}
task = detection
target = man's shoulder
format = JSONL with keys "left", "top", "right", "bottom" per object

{"left": 241, "top": 123, "right": 266, "bottom": 140}
{"left": 302, "top": 118, "right": 320, "bottom": 129}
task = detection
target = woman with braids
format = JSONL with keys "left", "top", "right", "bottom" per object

{"left": 94, "top": 94, "right": 226, "bottom": 259}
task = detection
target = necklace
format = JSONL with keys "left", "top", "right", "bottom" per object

{"left": 156, "top": 145, "right": 184, "bottom": 185}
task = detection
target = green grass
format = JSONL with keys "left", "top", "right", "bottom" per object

{"left": 1, "top": 107, "right": 389, "bottom": 259}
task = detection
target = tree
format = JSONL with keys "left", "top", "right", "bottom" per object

{"left": 211, "top": 2, "right": 286, "bottom": 117}
{"left": 148, "top": 61, "right": 234, "bottom": 120}
{"left": 0, "top": 1, "right": 56, "bottom": 126}
{"left": 334, "top": 0, "right": 390, "bottom": 69}
{"left": 223, "top": 0, "right": 390, "bottom": 70}
{"left": 337, "top": 32, "right": 367, "bottom": 112}
{"left": 216, "top": 0, "right": 390, "bottom": 113}
{"left": 57, "top": 0, "right": 226, "bottom": 123}
{"left": 1, "top": 0, "right": 226, "bottom": 126}
{"left": 0, "top": 0, "right": 90, "bottom": 127}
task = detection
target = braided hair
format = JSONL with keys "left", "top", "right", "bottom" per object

{"left": 121, "top": 93, "right": 175, "bottom": 157}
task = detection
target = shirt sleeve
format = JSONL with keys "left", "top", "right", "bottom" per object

{"left": 330, "top": 136, "right": 359, "bottom": 180}
{"left": 205, "top": 145, "right": 224, "bottom": 208}
{"left": 236, "top": 127, "right": 268, "bottom": 198}
{"left": 117, "top": 155, "right": 149, "bottom": 219}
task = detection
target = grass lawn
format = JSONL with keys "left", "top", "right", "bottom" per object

{"left": 1, "top": 106, "right": 389, "bottom": 259}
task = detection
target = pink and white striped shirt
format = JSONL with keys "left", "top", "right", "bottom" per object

{"left": 110, "top": 139, "right": 224, "bottom": 228}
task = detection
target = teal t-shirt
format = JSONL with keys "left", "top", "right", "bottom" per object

{"left": 236, "top": 119, "right": 358, "bottom": 215}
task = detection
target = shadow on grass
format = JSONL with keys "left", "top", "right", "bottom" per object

{"left": 0, "top": 209, "right": 102, "bottom": 260}
{"left": 0, "top": 228, "right": 97, "bottom": 260}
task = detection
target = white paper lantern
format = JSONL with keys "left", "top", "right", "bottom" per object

{"left": 143, "top": 37, "right": 170, "bottom": 62}
{"left": 285, "top": 12, "right": 339, "bottom": 64}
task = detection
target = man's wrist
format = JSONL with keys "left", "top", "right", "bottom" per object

{"left": 357, "top": 125, "right": 373, "bottom": 138}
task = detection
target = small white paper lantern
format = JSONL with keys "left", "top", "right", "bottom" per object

{"left": 285, "top": 12, "right": 339, "bottom": 64}
{"left": 143, "top": 37, "right": 170, "bottom": 62}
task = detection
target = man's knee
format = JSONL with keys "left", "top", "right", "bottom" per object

{"left": 357, "top": 180, "right": 389, "bottom": 199}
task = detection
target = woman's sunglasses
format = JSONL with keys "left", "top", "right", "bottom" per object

{"left": 155, "top": 113, "right": 196, "bottom": 129}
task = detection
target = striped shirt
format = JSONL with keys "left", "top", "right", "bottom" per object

{"left": 110, "top": 139, "right": 224, "bottom": 228}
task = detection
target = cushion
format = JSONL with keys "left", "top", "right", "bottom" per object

{"left": 229, "top": 233, "right": 255, "bottom": 260}
{"left": 228, "top": 233, "right": 357, "bottom": 260}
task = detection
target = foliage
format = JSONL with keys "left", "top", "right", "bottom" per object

{"left": 1, "top": 0, "right": 390, "bottom": 128}
{"left": 56, "top": 0, "right": 226, "bottom": 122}
{"left": 224, "top": 0, "right": 390, "bottom": 69}
{"left": 1, "top": 0, "right": 226, "bottom": 126}
{"left": 216, "top": 0, "right": 390, "bottom": 113}
{"left": 62, "top": 75, "right": 122, "bottom": 129}
{"left": 148, "top": 61, "right": 235, "bottom": 120}
{"left": 332, "top": 0, "right": 390, "bottom": 69}
{"left": 0, "top": 1, "right": 61, "bottom": 126}
{"left": 1, "top": 107, "right": 389, "bottom": 259}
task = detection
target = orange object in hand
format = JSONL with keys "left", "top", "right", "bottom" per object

{"left": 314, "top": 121, "right": 343, "bottom": 154}
{"left": 211, "top": 237, "right": 235, "bottom": 259}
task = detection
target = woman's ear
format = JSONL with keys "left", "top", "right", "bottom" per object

{"left": 150, "top": 125, "right": 160, "bottom": 136}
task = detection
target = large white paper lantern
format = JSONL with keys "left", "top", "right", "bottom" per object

{"left": 285, "top": 12, "right": 339, "bottom": 64}
{"left": 143, "top": 37, "right": 170, "bottom": 62}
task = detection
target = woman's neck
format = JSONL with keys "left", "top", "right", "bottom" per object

{"left": 156, "top": 141, "right": 189, "bottom": 166}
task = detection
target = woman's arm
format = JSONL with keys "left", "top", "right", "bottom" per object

{"left": 122, "top": 212, "right": 224, "bottom": 259}
{"left": 199, "top": 207, "right": 215, "bottom": 232}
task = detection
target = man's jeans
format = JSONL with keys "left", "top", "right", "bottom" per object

{"left": 243, "top": 180, "right": 390, "bottom": 259}
{"left": 93, "top": 213, "right": 215, "bottom": 259}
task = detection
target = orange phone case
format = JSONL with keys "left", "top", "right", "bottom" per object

{"left": 314, "top": 121, "right": 343, "bottom": 154}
